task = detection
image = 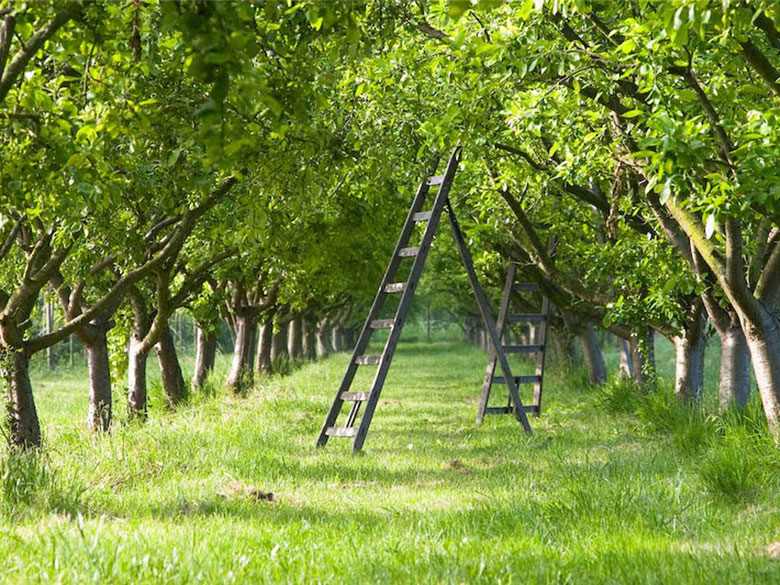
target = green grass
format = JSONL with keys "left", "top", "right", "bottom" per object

{"left": 2, "top": 338, "right": 780, "bottom": 583}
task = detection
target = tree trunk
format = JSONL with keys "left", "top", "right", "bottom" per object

{"left": 82, "top": 327, "right": 112, "bottom": 433}
{"left": 156, "top": 325, "right": 187, "bottom": 405}
{"left": 302, "top": 316, "right": 316, "bottom": 360}
{"left": 288, "top": 315, "right": 303, "bottom": 359}
{"left": 316, "top": 318, "right": 332, "bottom": 358}
{"left": 1, "top": 347, "right": 41, "bottom": 449}
{"left": 738, "top": 307, "right": 780, "bottom": 432}
{"left": 256, "top": 318, "right": 274, "bottom": 375}
{"left": 271, "top": 322, "right": 288, "bottom": 363}
{"left": 673, "top": 303, "right": 707, "bottom": 402}
{"left": 45, "top": 300, "right": 55, "bottom": 370}
{"left": 719, "top": 323, "right": 751, "bottom": 408}
{"left": 630, "top": 328, "right": 657, "bottom": 391}
{"left": 127, "top": 336, "right": 149, "bottom": 419}
{"left": 579, "top": 323, "right": 607, "bottom": 385}
{"left": 227, "top": 313, "right": 256, "bottom": 393}
{"left": 619, "top": 338, "right": 633, "bottom": 378}
{"left": 192, "top": 326, "right": 217, "bottom": 390}
{"left": 332, "top": 326, "right": 343, "bottom": 352}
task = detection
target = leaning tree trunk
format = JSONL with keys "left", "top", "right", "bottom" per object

{"left": 288, "top": 315, "right": 303, "bottom": 360}
{"left": 673, "top": 303, "right": 707, "bottom": 403}
{"left": 719, "top": 322, "right": 751, "bottom": 408}
{"left": 256, "top": 317, "right": 274, "bottom": 376}
{"left": 1, "top": 346, "right": 41, "bottom": 449}
{"left": 156, "top": 325, "right": 187, "bottom": 405}
{"left": 80, "top": 325, "right": 112, "bottom": 433}
{"left": 579, "top": 324, "right": 607, "bottom": 385}
{"left": 192, "top": 326, "right": 217, "bottom": 390}
{"left": 227, "top": 313, "right": 256, "bottom": 393}
{"left": 127, "top": 335, "right": 149, "bottom": 419}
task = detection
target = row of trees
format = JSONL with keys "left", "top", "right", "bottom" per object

{"left": 3, "top": 0, "right": 780, "bottom": 448}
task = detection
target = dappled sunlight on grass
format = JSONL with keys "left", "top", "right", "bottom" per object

{"left": 0, "top": 341, "right": 778, "bottom": 583}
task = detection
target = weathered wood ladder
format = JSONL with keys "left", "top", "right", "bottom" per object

{"left": 476, "top": 262, "right": 551, "bottom": 423}
{"left": 317, "top": 147, "right": 538, "bottom": 452}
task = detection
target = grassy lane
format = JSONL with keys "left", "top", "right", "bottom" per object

{"left": 1, "top": 340, "right": 780, "bottom": 583}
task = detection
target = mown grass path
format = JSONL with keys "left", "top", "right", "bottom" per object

{"left": 2, "top": 341, "right": 780, "bottom": 583}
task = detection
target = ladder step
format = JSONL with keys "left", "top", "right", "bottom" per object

{"left": 384, "top": 282, "right": 406, "bottom": 293}
{"left": 506, "top": 313, "right": 545, "bottom": 323}
{"left": 398, "top": 246, "right": 420, "bottom": 258}
{"left": 412, "top": 211, "right": 432, "bottom": 222}
{"left": 370, "top": 319, "right": 394, "bottom": 329}
{"left": 355, "top": 355, "right": 382, "bottom": 365}
{"left": 427, "top": 174, "right": 445, "bottom": 185}
{"left": 485, "top": 405, "right": 537, "bottom": 415}
{"left": 492, "top": 375, "right": 542, "bottom": 385}
{"left": 503, "top": 344, "right": 544, "bottom": 353}
{"left": 325, "top": 426, "right": 358, "bottom": 437}
{"left": 514, "top": 283, "right": 539, "bottom": 292}
{"left": 340, "top": 391, "right": 370, "bottom": 402}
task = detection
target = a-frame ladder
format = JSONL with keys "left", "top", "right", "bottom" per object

{"left": 476, "top": 263, "right": 551, "bottom": 423}
{"left": 317, "top": 147, "right": 533, "bottom": 452}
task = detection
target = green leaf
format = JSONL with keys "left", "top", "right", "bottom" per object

{"left": 617, "top": 39, "right": 636, "bottom": 54}
{"left": 621, "top": 109, "right": 642, "bottom": 118}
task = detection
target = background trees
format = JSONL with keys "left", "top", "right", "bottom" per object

{"left": 2, "top": 0, "right": 780, "bottom": 447}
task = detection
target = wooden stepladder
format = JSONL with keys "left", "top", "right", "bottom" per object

{"left": 317, "top": 147, "right": 536, "bottom": 452}
{"left": 476, "top": 263, "right": 551, "bottom": 424}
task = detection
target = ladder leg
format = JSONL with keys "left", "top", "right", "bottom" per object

{"left": 446, "top": 202, "right": 532, "bottom": 433}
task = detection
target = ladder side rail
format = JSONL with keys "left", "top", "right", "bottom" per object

{"left": 477, "top": 263, "right": 517, "bottom": 424}
{"left": 445, "top": 199, "right": 532, "bottom": 433}
{"left": 316, "top": 178, "right": 432, "bottom": 446}
{"left": 532, "top": 296, "right": 551, "bottom": 416}
{"left": 352, "top": 148, "right": 462, "bottom": 451}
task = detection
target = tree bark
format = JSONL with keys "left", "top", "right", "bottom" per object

{"left": 629, "top": 328, "right": 656, "bottom": 391}
{"left": 80, "top": 323, "right": 112, "bottom": 433}
{"left": 1, "top": 347, "right": 41, "bottom": 449}
{"left": 271, "top": 320, "right": 288, "bottom": 363}
{"left": 226, "top": 313, "right": 256, "bottom": 393}
{"left": 332, "top": 325, "right": 343, "bottom": 352}
{"left": 619, "top": 338, "right": 633, "bottom": 378}
{"left": 192, "top": 326, "right": 217, "bottom": 390}
{"left": 288, "top": 314, "right": 303, "bottom": 359}
{"left": 579, "top": 323, "right": 607, "bottom": 385}
{"left": 719, "top": 323, "right": 751, "bottom": 408}
{"left": 302, "top": 315, "right": 316, "bottom": 360}
{"left": 316, "top": 318, "right": 333, "bottom": 358}
{"left": 156, "top": 325, "right": 187, "bottom": 405}
{"left": 256, "top": 317, "right": 273, "bottom": 375}
{"left": 127, "top": 335, "right": 148, "bottom": 419}
{"left": 673, "top": 302, "right": 707, "bottom": 402}
{"left": 739, "top": 306, "right": 780, "bottom": 428}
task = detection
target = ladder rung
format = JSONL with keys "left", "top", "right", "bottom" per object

{"left": 325, "top": 426, "right": 358, "bottom": 437}
{"left": 427, "top": 174, "right": 445, "bottom": 185}
{"left": 384, "top": 282, "right": 406, "bottom": 293}
{"left": 492, "top": 375, "right": 542, "bottom": 385}
{"left": 485, "top": 405, "right": 537, "bottom": 415}
{"left": 514, "top": 283, "right": 539, "bottom": 292}
{"left": 370, "top": 319, "right": 394, "bottom": 329}
{"left": 506, "top": 313, "right": 545, "bottom": 323}
{"left": 503, "top": 344, "right": 544, "bottom": 353}
{"left": 485, "top": 406, "right": 512, "bottom": 415}
{"left": 340, "top": 391, "right": 370, "bottom": 402}
{"left": 398, "top": 246, "right": 420, "bottom": 258}
{"left": 412, "top": 211, "right": 432, "bottom": 222}
{"left": 355, "top": 355, "right": 382, "bottom": 365}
